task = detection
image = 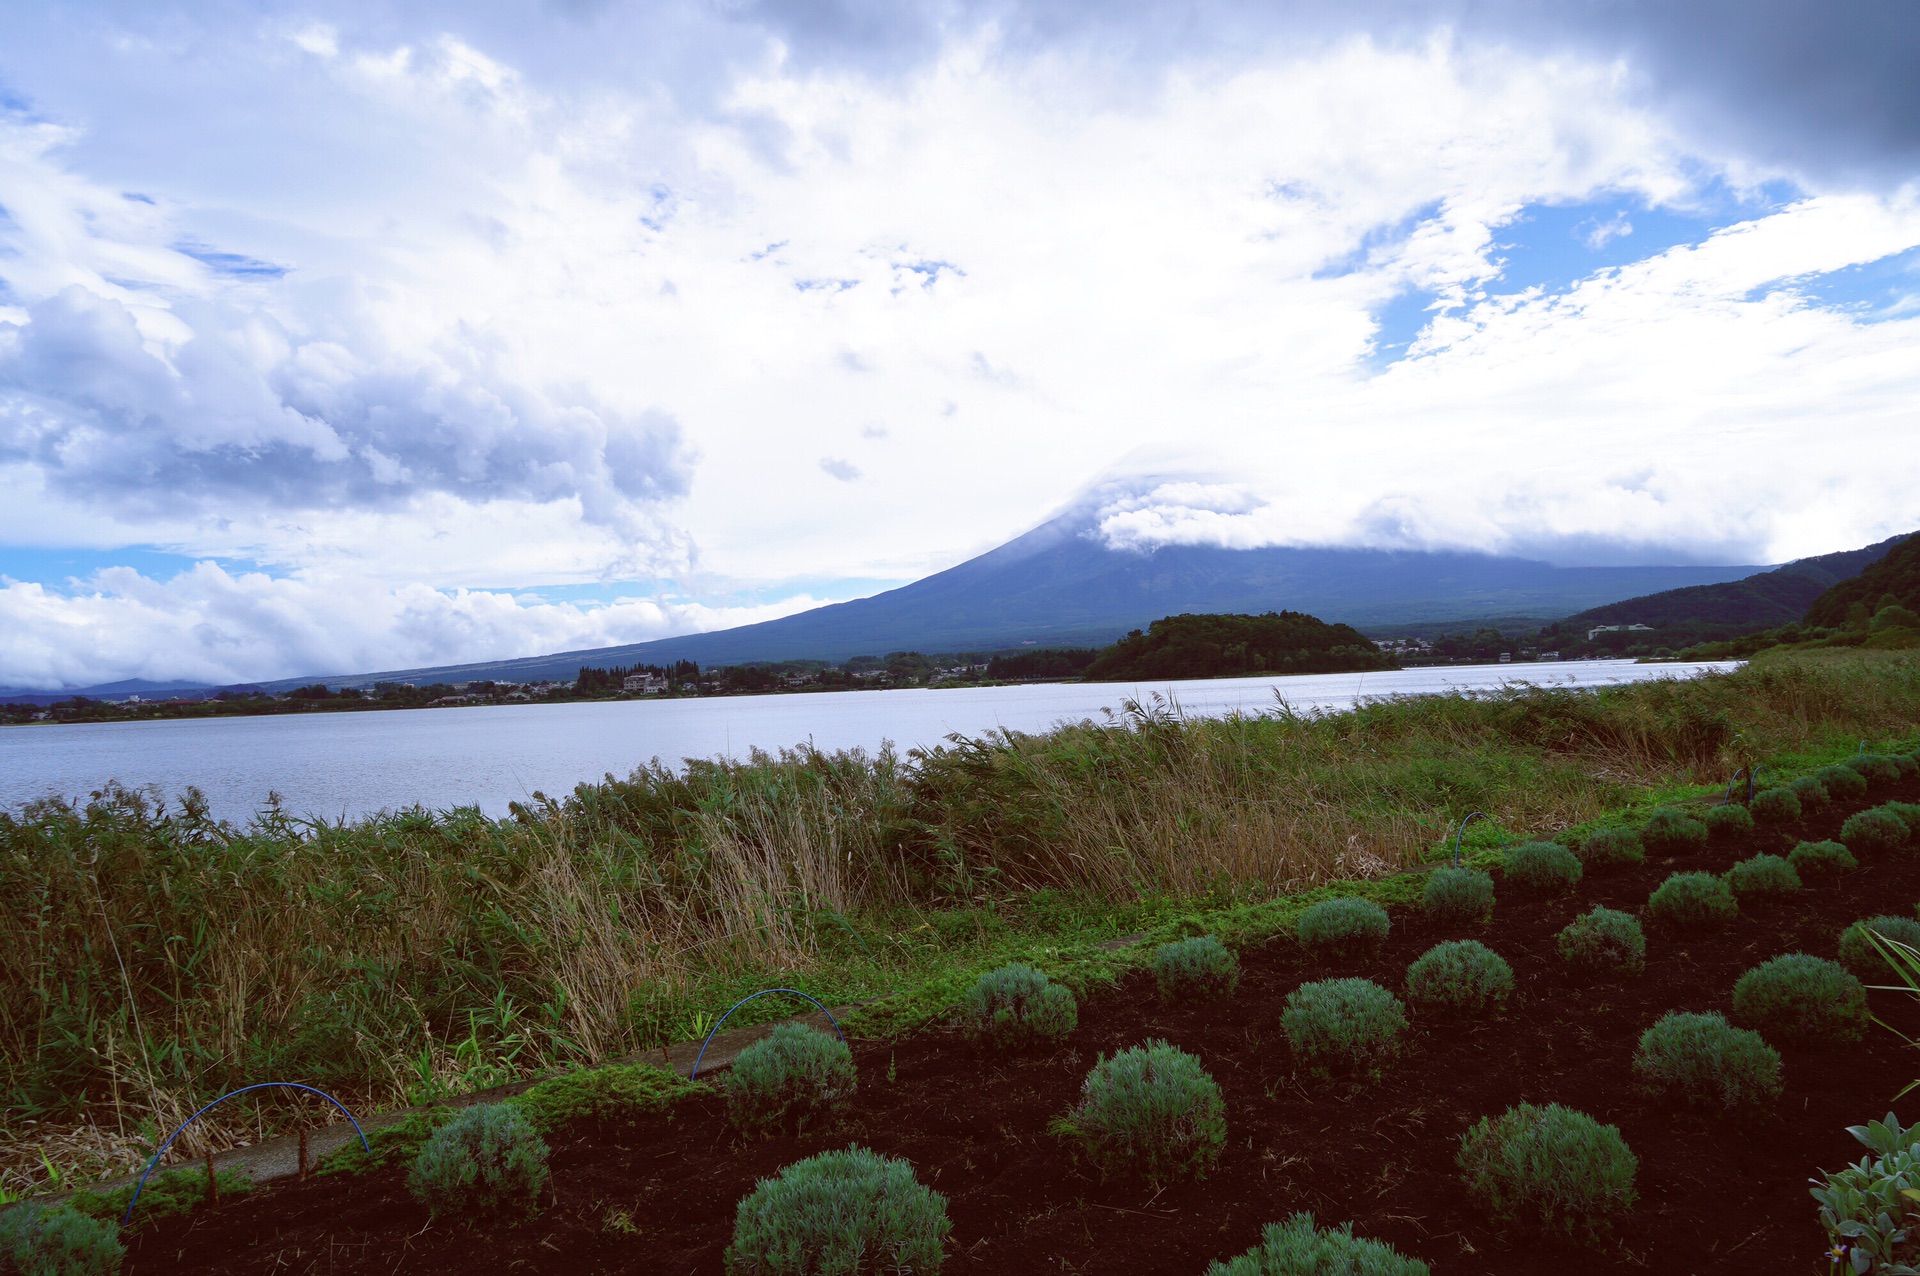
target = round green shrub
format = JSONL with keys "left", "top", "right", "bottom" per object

{"left": 1749, "top": 786, "right": 1803, "bottom": 825}
{"left": 1790, "top": 775, "right": 1832, "bottom": 808}
{"left": 1883, "top": 802, "right": 1920, "bottom": 837}
{"left": 1840, "top": 807, "right": 1912, "bottom": 854}
{"left": 1501, "top": 841, "right": 1582, "bottom": 894}
{"left": 1405, "top": 940, "right": 1513, "bottom": 1017}
{"left": 1153, "top": 935, "right": 1239, "bottom": 1000}
{"left": 1642, "top": 807, "right": 1709, "bottom": 854}
{"left": 407, "top": 1101, "right": 551, "bottom": 1223}
{"left": 963, "top": 963, "right": 1078, "bottom": 1048}
{"left": 1702, "top": 804, "right": 1754, "bottom": 838}
{"left": 1296, "top": 898, "right": 1390, "bottom": 955}
{"left": 1456, "top": 1103, "right": 1638, "bottom": 1243}
{"left": 1837, "top": 915, "right": 1920, "bottom": 978}
{"left": 1645, "top": 871, "right": 1737, "bottom": 929}
{"left": 1557, "top": 906, "right": 1646, "bottom": 977}
{"left": 725, "top": 1145, "right": 950, "bottom": 1275}
{"left": 1816, "top": 764, "right": 1870, "bottom": 802}
{"left": 1575, "top": 827, "right": 1644, "bottom": 872}
{"left": 1730, "top": 953, "right": 1868, "bottom": 1042}
{"left": 1422, "top": 866, "right": 1494, "bottom": 924}
{"left": 1843, "top": 753, "right": 1902, "bottom": 789}
{"left": 1282, "top": 978, "right": 1407, "bottom": 1076}
{"left": 1051, "top": 1039, "right": 1226, "bottom": 1184}
{"left": 1788, "top": 839, "right": 1857, "bottom": 878}
{"left": 1722, "top": 853, "right": 1801, "bottom": 902}
{"left": 1891, "top": 752, "right": 1920, "bottom": 780}
{"left": 0, "top": 1202, "right": 125, "bottom": 1276}
{"left": 1203, "top": 1212, "right": 1430, "bottom": 1276}
{"left": 1631, "top": 1011, "right": 1782, "bottom": 1108}
{"left": 725, "top": 1023, "right": 857, "bottom": 1135}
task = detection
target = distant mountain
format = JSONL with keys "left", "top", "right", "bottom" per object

{"left": 1804, "top": 532, "right": 1920, "bottom": 628}
{"left": 1555, "top": 533, "right": 1912, "bottom": 635}
{"left": 270, "top": 511, "right": 1770, "bottom": 690}
{"left": 0, "top": 678, "right": 215, "bottom": 706}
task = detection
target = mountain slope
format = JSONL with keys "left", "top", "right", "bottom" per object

{"left": 1804, "top": 533, "right": 1920, "bottom": 627}
{"left": 275, "top": 513, "right": 1768, "bottom": 689}
{"left": 1556, "top": 533, "right": 1912, "bottom": 633}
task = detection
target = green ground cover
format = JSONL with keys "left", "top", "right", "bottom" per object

{"left": 2, "top": 648, "right": 1917, "bottom": 1193}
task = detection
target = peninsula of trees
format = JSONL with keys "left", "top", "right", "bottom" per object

{"left": 1082, "top": 611, "right": 1397, "bottom": 681}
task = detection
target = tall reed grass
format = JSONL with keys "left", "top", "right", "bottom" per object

{"left": 3, "top": 650, "right": 1915, "bottom": 1187}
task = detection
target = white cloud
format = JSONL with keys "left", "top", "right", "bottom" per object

{"left": 0, "top": 565, "right": 829, "bottom": 689}
{"left": 1, "top": 16, "right": 1918, "bottom": 686}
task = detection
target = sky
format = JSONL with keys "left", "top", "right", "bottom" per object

{"left": 1, "top": 0, "right": 1918, "bottom": 689}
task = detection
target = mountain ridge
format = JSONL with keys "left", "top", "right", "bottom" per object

{"left": 1553, "top": 533, "right": 1913, "bottom": 635}
{"left": 249, "top": 513, "right": 1771, "bottom": 690}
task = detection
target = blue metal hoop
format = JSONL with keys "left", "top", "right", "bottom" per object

{"left": 1724, "top": 765, "right": 1763, "bottom": 805}
{"left": 123, "top": 1083, "right": 369, "bottom": 1225}
{"left": 689, "top": 989, "right": 844, "bottom": 1080}
{"left": 1451, "top": 811, "right": 1496, "bottom": 869}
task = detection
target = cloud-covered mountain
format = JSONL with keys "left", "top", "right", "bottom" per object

{"left": 276, "top": 512, "right": 1768, "bottom": 687}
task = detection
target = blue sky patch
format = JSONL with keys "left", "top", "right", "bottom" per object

{"left": 1750, "top": 245, "right": 1920, "bottom": 320}
{"left": 173, "top": 240, "right": 287, "bottom": 280}
{"left": 0, "top": 545, "right": 257, "bottom": 585}
{"left": 1363, "top": 180, "right": 1805, "bottom": 370}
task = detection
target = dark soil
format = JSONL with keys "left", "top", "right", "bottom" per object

{"left": 125, "top": 775, "right": 1920, "bottom": 1275}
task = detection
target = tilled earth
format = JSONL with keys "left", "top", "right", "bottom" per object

{"left": 125, "top": 773, "right": 1920, "bottom": 1274}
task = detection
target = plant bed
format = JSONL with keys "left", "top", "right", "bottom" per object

{"left": 113, "top": 773, "right": 1920, "bottom": 1275}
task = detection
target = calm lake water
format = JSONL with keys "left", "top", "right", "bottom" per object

{"left": 0, "top": 659, "right": 1738, "bottom": 822}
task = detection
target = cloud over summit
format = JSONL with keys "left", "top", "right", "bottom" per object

{"left": 0, "top": 4, "right": 1917, "bottom": 688}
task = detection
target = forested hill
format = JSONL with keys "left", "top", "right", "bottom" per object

{"left": 1555, "top": 532, "right": 1910, "bottom": 635}
{"left": 1804, "top": 533, "right": 1920, "bottom": 628}
{"left": 1083, "top": 612, "right": 1397, "bottom": 682}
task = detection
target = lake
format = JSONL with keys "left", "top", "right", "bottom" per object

{"left": 0, "top": 659, "right": 1738, "bottom": 822}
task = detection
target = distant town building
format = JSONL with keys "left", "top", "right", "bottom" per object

{"left": 1498, "top": 653, "right": 1512, "bottom": 664}
{"left": 1587, "top": 623, "right": 1656, "bottom": 641}
{"left": 623, "top": 673, "right": 668, "bottom": 694}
